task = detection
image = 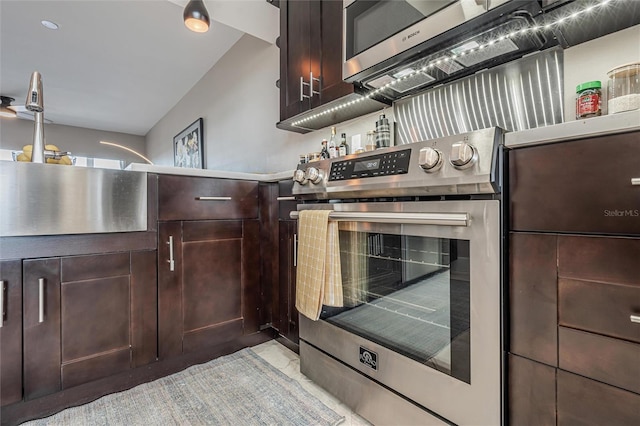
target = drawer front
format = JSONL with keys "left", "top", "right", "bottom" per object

{"left": 558, "top": 369, "right": 640, "bottom": 426}
{"left": 509, "top": 131, "right": 640, "bottom": 235}
{"left": 559, "top": 278, "right": 640, "bottom": 343}
{"left": 558, "top": 236, "right": 640, "bottom": 287}
{"left": 559, "top": 327, "right": 640, "bottom": 394}
{"left": 158, "top": 175, "right": 258, "bottom": 221}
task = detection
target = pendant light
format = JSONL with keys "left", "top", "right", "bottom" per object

{"left": 184, "top": 0, "right": 210, "bottom": 33}
{"left": 0, "top": 96, "right": 17, "bottom": 118}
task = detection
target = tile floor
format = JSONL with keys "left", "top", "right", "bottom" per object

{"left": 252, "top": 340, "right": 371, "bottom": 426}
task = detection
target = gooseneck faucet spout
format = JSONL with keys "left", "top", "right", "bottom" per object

{"left": 25, "top": 71, "right": 45, "bottom": 163}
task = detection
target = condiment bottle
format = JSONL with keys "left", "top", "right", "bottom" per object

{"left": 320, "top": 140, "right": 329, "bottom": 159}
{"left": 338, "top": 133, "right": 349, "bottom": 156}
{"left": 328, "top": 126, "right": 338, "bottom": 158}
{"left": 576, "top": 81, "right": 602, "bottom": 119}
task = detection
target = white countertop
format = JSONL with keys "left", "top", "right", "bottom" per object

{"left": 504, "top": 109, "right": 640, "bottom": 148}
{"left": 125, "top": 163, "right": 294, "bottom": 182}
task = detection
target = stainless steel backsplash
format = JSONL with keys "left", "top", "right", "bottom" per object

{"left": 394, "top": 48, "right": 564, "bottom": 144}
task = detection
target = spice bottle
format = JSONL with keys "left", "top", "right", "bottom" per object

{"left": 576, "top": 81, "right": 602, "bottom": 119}
{"left": 365, "top": 131, "right": 376, "bottom": 151}
{"left": 375, "top": 114, "right": 391, "bottom": 148}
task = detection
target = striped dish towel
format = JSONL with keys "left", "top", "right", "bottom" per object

{"left": 295, "top": 210, "right": 343, "bottom": 321}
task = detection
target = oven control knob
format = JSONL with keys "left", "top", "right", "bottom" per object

{"left": 418, "top": 147, "right": 443, "bottom": 173}
{"left": 305, "top": 167, "right": 324, "bottom": 184}
{"left": 293, "top": 169, "right": 308, "bottom": 185}
{"left": 449, "top": 142, "right": 477, "bottom": 169}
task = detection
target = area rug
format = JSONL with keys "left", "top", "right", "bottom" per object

{"left": 23, "top": 348, "right": 344, "bottom": 426}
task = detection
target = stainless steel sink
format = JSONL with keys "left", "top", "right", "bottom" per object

{"left": 0, "top": 161, "right": 147, "bottom": 237}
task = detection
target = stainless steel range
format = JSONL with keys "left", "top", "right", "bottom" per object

{"left": 291, "top": 127, "right": 504, "bottom": 425}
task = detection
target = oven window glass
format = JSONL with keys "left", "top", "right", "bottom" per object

{"left": 345, "top": 0, "right": 456, "bottom": 60}
{"left": 321, "top": 227, "right": 470, "bottom": 383}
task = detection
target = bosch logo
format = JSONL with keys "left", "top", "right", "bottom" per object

{"left": 359, "top": 346, "right": 378, "bottom": 370}
{"left": 402, "top": 30, "right": 420, "bottom": 42}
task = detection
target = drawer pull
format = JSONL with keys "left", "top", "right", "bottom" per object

{"left": 167, "top": 236, "right": 175, "bottom": 272}
{"left": 632, "top": 178, "right": 640, "bottom": 186}
{"left": 631, "top": 315, "right": 640, "bottom": 324}
{"left": 38, "top": 278, "right": 45, "bottom": 323}
{"left": 0, "top": 280, "right": 4, "bottom": 328}
{"left": 277, "top": 196, "right": 296, "bottom": 201}
{"left": 195, "top": 196, "right": 232, "bottom": 201}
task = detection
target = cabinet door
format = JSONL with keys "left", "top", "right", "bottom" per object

{"left": 278, "top": 220, "right": 299, "bottom": 343}
{"left": 318, "top": 0, "right": 354, "bottom": 106}
{"left": 23, "top": 258, "right": 61, "bottom": 400}
{"left": 0, "top": 260, "right": 22, "bottom": 406}
{"left": 280, "top": 0, "right": 318, "bottom": 120}
{"left": 158, "top": 221, "right": 244, "bottom": 359}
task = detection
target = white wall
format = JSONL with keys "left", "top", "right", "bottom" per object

{"left": 564, "top": 24, "right": 640, "bottom": 120}
{"left": 146, "top": 34, "right": 392, "bottom": 173}
{"left": 0, "top": 118, "right": 146, "bottom": 164}
{"left": 146, "top": 34, "right": 303, "bottom": 173}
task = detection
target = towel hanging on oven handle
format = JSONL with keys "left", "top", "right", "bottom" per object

{"left": 289, "top": 211, "right": 469, "bottom": 226}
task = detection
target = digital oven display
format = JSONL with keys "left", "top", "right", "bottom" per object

{"left": 328, "top": 149, "right": 411, "bottom": 181}
{"left": 354, "top": 159, "right": 380, "bottom": 172}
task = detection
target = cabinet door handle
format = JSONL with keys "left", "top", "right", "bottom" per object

{"left": 277, "top": 196, "right": 296, "bottom": 201}
{"left": 632, "top": 178, "right": 640, "bottom": 186}
{"left": 167, "top": 236, "right": 175, "bottom": 272}
{"left": 300, "top": 76, "right": 307, "bottom": 101}
{"left": 293, "top": 233, "right": 297, "bottom": 267}
{"left": 38, "top": 278, "right": 45, "bottom": 323}
{"left": 631, "top": 315, "right": 640, "bottom": 323}
{"left": 309, "top": 72, "right": 320, "bottom": 98}
{"left": 0, "top": 280, "right": 5, "bottom": 328}
{"left": 195, "top": 196, "right": 232, "bottom": 201}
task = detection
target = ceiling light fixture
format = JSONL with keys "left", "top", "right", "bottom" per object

{"left": 41, "top": 20, "right": 59, "bottom": 30}
{"left": 184, "top": 0, "right": 210, "bottom": 33}
{"left": 0, "top": 96, "right": 17, "bottom": 118}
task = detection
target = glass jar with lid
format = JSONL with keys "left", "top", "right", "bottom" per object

{"left": 607, "top": 62, "right": 640, "bottom": 114}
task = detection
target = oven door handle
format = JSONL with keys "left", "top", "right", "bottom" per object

{"left": 289, "top": 211, "right": 469, "bottom": 226}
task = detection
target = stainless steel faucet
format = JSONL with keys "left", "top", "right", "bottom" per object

{"left": 25, "top": 71, "right": 45, "bottom": 163}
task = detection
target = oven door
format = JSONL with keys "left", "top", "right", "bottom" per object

{"left": 297, "top": 199, "right": 501, "bottom": 425}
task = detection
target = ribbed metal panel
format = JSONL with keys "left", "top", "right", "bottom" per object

{"left": 394, "top": 48, "right": 564, "bottom": 144}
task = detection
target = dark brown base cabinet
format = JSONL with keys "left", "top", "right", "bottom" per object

{"left": 508, "top": 131, "right": 640, "bottom": 425}
{"left": 1, "top": 251, "right": 157, "bottom": 407}
{"left": 156, "top": 175, "right": 261, "bottom": 360}
{"left": 0, "top": 261, "right": 22, "bottom": 407}
{"left": 158, "top": 220, "right": 260, "bottom": 359}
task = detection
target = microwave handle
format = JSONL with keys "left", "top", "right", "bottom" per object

{"left": 289, "top": 211, "right": 469, "bottom": 227}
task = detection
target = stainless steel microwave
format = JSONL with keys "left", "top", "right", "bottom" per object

{"left": 342, "top": 0, "right": 549, "bottom": 97}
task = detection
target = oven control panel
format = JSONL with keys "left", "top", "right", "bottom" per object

{"left": 329, "top": 149, "right": 411, "bottom": 181}
{"left": 292, "top": 127, "right": 502, "bottom": 199}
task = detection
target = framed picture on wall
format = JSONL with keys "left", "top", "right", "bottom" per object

{"left": 173, "top": 118, "right": 204, "bottom": 168}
